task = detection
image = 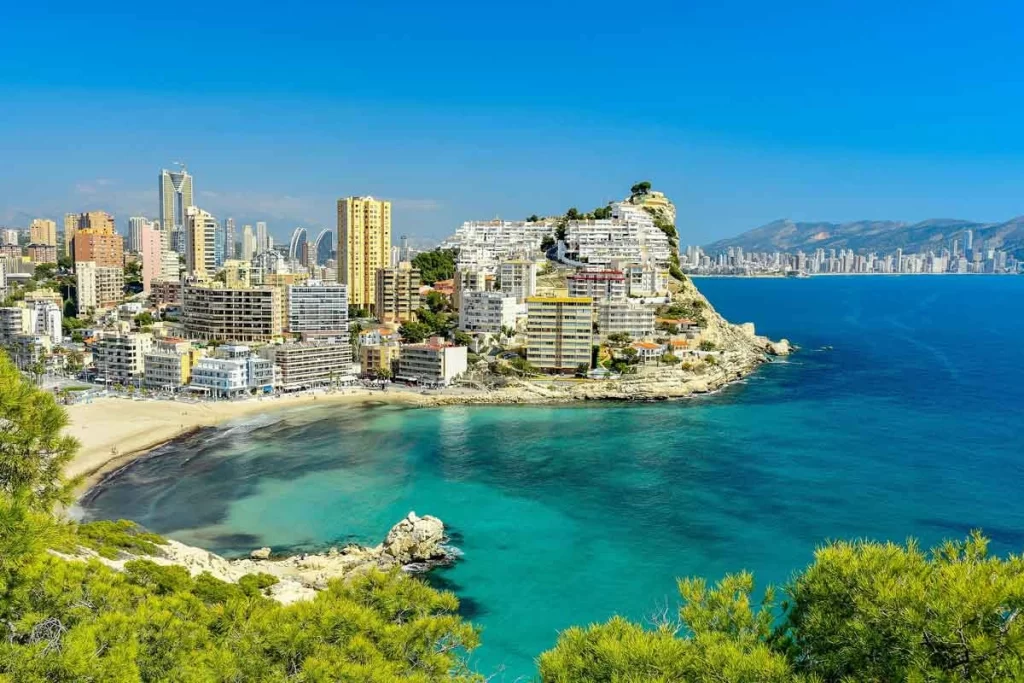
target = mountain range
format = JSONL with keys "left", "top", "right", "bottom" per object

{"left": 704, "top": 217, "right": 1024, "bottom": 259}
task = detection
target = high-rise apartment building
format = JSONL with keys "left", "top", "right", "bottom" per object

{"left": 337, "top": 196, "right": 391, "bottom": 311}
{"left": 498, "top": 260, "right": 537, "bottom": 302}
{"left": 256, "top": 222, "right": 268, "bottom": 255}
{"left": 71, "top": 212, "right": 123, "bottom": 268}
{"left": 140, "top": 223, "right": 163, "bottom": 294}
{"left": 62, "top": 214, "right": 78, "bottom": 256}
{"left": 223, "top": 218, "right": 236, "bottom": 260}
{"left": 27, "top": 245, "right": 57, "bottom": 264}
{"left": 184, "top": 206, "right": 218, "bottom": 278}
{"left": 242, "top": 225, "right": 255, "bottom": 261}
{"left": 374, "top": 261, "right": 420, "bottom": 324}
{"left": 259, "top": 342, "right": 354, "bottom": 390}
{"left": 159, "top": 167, "right": 193, "bottom": 251}
{"left": 29, "top": 219, "right": 57, "bottom": 246}
{"left": 526, "top": 296, "right": 594, "bottom": 373}
{"left": 286, "top": 283, "right": 349, "bottom": 338}
{"left": 75, "top": 261, "right": 125, "bottom": 312}
{"left": 94, "top": 332, "right": 153, "bottom": 384}
{"left": 127, "top": 216, "right": 153, "bottom": 253}
{"left": 459, "top": 290, "right": 517, "bottom": 336}
{"left": 182, "top": 282, "right": 283, "bottom": 342}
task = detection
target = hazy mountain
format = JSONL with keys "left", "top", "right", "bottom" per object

{"left": 705, "top": 217, "right": 1024, "bottom": 259}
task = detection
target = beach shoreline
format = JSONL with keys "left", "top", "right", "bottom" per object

{"left": 67, "top": 347, "right": 777, "bottom": 498}
{"left": 65, "top": 388, "right": 438, "bottom": 495}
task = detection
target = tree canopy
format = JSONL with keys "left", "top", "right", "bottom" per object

{"left": 538, "top": 532, "right": 1024, "bottom": 682}
{"left": 412, "top": 249, "right": 457, "bottom": 285}
{"left": 0, "top": 353, "right": 79, "bottom": 510}
{"left": 630, "top": 180, "right": 652, "bottom": 198}
{"left": 0, "top": 351, "right": 482, "bottom": 680}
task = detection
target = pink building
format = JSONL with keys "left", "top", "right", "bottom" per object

{"left": 140, "top": 224, "right": 163, "bottom": 294}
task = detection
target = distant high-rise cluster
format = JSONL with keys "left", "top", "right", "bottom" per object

{"left": 683, "top": 236, "right": 1019, "bottom": 276}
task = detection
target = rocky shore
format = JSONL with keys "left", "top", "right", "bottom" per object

{"left": 63, "top": 512, "right": 454, "bottom": 604}
{"left": 426, "top": 276, "right": 791, "bottom": 406}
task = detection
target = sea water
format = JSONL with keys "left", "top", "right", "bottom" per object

{"left": 81, "top": 275, "right": 1024, "bottom": 679}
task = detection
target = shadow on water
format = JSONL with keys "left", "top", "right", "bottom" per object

{"left": 424, "top": 567, "right": 489, "bottom": 620}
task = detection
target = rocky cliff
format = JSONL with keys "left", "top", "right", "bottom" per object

{"left": 61, "top": 512, "right": 453, "bottom": 605}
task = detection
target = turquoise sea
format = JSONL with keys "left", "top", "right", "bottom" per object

{"left": 81, "top": 276, "right": 1024, "bottom": 679}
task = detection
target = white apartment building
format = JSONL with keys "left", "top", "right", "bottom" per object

{"left": 75, "top": 261, "right": 125, "bottom": 312}
{"left": 441, "top": 220, "right": 555, "bottom": 272}
{"left": 498, "top": 259, "right": 537, "bottom": 302}
{"left": 189, "top": 345, "right": 275, "bottom": 397}
{"left": 623, "top": 262, "right": 669, "bottom": 296}
{"left": 458, "top": 290, "right": 517, "bottom": 337}
{"left": 453, "top": 268, "right": 487, "bottom": 309}
{"left": 127, "top": 216, "right": 155, "bottom": 253}
{"left": 395, "top": 337, "right": 468, "bottom": 386}
{"left": 287, "top": 282, "right": 349, "bottom": 338}
{"left": 597, "top": 300, "right": 656, "bottom": 340}
{"left": 526, "top": 296, "right": 594, "bottom": 373}
{"left": 94, "top": 332, "right": 153, "bottom": 384}
{"left": 161, "top": 250, "right": 180, "bottom": 279}
{"left": 567, "top": 270, "right": 627, "bottom": 300}
{"left": 565, "top": 203, "right": 671, "bottom": 267}
{"left": 28, "top": 299, "right": 62, "bottom": 345}
{"left": 259, "top": 341, "right": 354, "bottom": 390}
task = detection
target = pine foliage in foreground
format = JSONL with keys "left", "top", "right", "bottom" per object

{"left": 3, "top": 350, "right": 1024, "bottom": 681}
{"left": 0, "top": 351, "right": 480, "bottom": 681}
{"left": 539, "top": 534, "right": 1024, "bottom": 682}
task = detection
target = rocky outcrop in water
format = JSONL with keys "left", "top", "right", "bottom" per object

{"left": 65, "top": 512, "right": 455, "bottom": 605}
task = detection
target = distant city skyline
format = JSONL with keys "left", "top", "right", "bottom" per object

{"left": 3, "top": 3, "right": 1024, "bottom": 243}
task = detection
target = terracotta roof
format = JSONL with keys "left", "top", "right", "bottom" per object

{"left": 631, "top": 341, "right": 662, "bottom": 350}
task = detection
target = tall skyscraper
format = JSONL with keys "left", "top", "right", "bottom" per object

{"left": 185, "top": 206, "right": 219, "bottom": 278}
{"left": 965, "top": 229, "right": 974, "bottom": 254}
{"left": 288, "top": 227, "right": 307, "bottom": 261}
{"left": 255, "top": 221, "right": 268, "bottom": 255}
{"left": 337, "top": 196, "right": 391, "bottom": 311}
{"left": 223, "top": 218, "right": 236, "bottom": 260}
{"left": 241, "top": 225, "right": 255, "bottom": 261}
{"left": 159, "top": 166, "right": 194, "bottom": 251}
{"left": 127, "top": 216, "right": 152, "bottom": 253}
{"left": 29, "top": 219, "right": 57, "bottom": 246}
{"left": 140, "top": 222, "right": 163, "bottom": 294}
{"left": 62, "top": 214, "right": 78, "bottom": 256}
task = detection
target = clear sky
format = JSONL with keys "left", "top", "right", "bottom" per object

{"left": 2, "top": 1, "right": 1022, "bottom": 245}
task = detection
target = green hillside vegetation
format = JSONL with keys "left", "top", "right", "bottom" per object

{"left": 4, "top": 348, "right": 1024, "bottom": 681}
{"left": 412, "top": 249, "right": 457, "bottom": 285}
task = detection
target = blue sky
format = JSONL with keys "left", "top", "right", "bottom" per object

{"left": 2, "top": 1, "right": 1022, "bottom": 245}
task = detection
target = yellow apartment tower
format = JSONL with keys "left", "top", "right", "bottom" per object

{"left": 29, "top": 219, "right": 57, "bottom": 246}
{"left": 337, "top": 196, "right": 391, "bottom": 312}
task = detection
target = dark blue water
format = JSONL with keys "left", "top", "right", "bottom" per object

{"left": 81, "top": 276, "right": 1024, "bottom": 679}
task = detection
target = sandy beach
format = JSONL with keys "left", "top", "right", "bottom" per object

{"left": 64, "top": 388, "right": 435, "bottom": 491}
